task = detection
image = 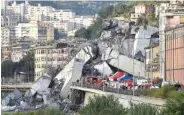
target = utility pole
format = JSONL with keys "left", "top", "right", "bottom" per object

{"left": 103, "top": 60, "right": 104, "bottom": 91}
{"left": 133, "top": 49, "right": 135, "bottom": 97}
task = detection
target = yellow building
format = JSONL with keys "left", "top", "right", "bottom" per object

{"left": 34, "top": 42, "right": 69, "bottom": 81}
{"left": 145, "top": 43, "right": 160, "bottom": 79}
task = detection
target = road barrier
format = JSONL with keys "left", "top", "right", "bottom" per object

{"left": 72, "top": 82, "right": 140, "bottom": 96}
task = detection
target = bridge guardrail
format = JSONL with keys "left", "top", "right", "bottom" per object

{"left": 71, "top": 82, "right": 140, "bottom": 96}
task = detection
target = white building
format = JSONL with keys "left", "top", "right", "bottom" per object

{"left": 62, "top": 10, "right": 76, "bottom": 21}
{"left": 25, "top": 3, "right": 54, "bottom": 21}
{"left": 34, "top": 43, "right": 69, "bottom": 80}
{"left": 15, "top": 21, "right": 54, "bottom": 41}
{"left": 47, "top": 9, "right": 75, "bottom": 21}
{"left": 5, "top": 1, "right": 26, "bottom": 22}
{"left": 1, "top": 15, "right": 19, "bottom": 28}
{"left": 68, "top": 15, "right": 95, "bottom": 31}
{"left": 135, "top": 4, "right": 146, "bottom": 14}
{"left": 25, "top": 3, "right": 75, "bottom": 22}
{"left": 1, "top": 0, "right": 9, "bottom": 16}
{"left": 43, "top": 20, "right": 68, "bottom": 32}
{"left": 1, "top": 27, "right": 10, "bottom": 46}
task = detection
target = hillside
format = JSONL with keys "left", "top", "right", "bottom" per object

{"left": 17, "top": 1, "right": 124, "bottom": 15}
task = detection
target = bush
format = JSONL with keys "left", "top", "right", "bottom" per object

{"left": 80, "top": 95, "right": 127, "bottom": 115}
{"left": 161, "top": 98, "right": 184, "bottom": 115}
{"left": 141, "top": 85, "right": 176, "bottom": 99}
{"left": 167, "top": 91, "right": 184, "bottom": 99}
{"left": 127, "top": 103, "right": 160, "bottom": 115}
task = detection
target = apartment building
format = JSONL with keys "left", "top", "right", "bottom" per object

{"left": 47, "top": 9, "right": 76, "bottom": 21}
{"left": 34, "top": 42, "right": 69, "bottom": 80}
{"left": 145, "top": 43, "right": 160, "bottom": 79}
{"left": 43, "top": 20, "right": 69, "bottom": 32}
{"left": 5, "top": 1, "right": 25, "bottom": 22}
{"left": 131, "top": 4, "right": 155, "bottom": 22}
{"left": 135, "top": 4, "right": 146, "bottom": 14}
{"left": 159, "top": 3, "right": 184, "bottom": 80}
{"left": 25, "top": 4, "right": 54, "bottom": 21}
{"left": 1, "top": 27, "right": 10, "bottom": 46}
{"left": 15, "top": 21, "right": 54, "bottom": 41}
{"left": 165, "top": 26, "right": 184, "bottom": 82}
{"left": 1, "top": 15, "right": 18, "bottom": 28}
{"left": 68, "top": 15, "right": 95, "bottom": 31}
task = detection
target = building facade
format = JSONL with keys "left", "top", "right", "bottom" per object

{"left": 1, "top": 15, "right": 19, "bottom": 28}
{"left": 1, "top": 45, "right": 11, "bottom": 61}
{"left": 15, "top": 21, "right": 54, "bottom": 41}
{"left": 5, "top": 1, "right": 25, "bottom": 22}
{"left": 135, "top": 4, "right": 146, "bottom": 14}
{"left": 159, "top": 2, "right": 184, "bottom": 81}
{"left": 1, "top": 27, "right": 10, "bottom": 46}
{"left": 165, "top": 26, "right": 184, "bottom": 82}
{"left": 34, "top": 42, "right": 69, "bottom": 80}
{"left": 25, "top": 3, "right": 54, "bottom": 21}
{"left": 145, "top": 44, "right": 160, "bottom": 79}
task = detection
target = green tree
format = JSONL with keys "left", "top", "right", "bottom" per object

{"left": 17, "top": 51, "right": 35, "bottom": 81}
{"left": 1, "top": 60, "right": 14, "bottom": 78}
{"left": 146, "top": 12, "right": 156, "bottom": 25}
{"left": 75, "top": 28, "right": 89, "bottom": 38}
{"left": 87, "top": 17, "right": 103, "bottom": 39}
{"left": 98, "top": 5, "right": 114, "bottom": 19}
{"left": 80, "top": 95, "right": 127, "bottom": 115}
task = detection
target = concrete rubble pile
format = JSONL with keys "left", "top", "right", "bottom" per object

{"left": 2, "top": 18, "right": 159, "bottom": 113}
{"left": 2, "top": 67, "right": 81, "bottom": 114}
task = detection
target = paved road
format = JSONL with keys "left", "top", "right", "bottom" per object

{"left": 1, "top": 83, "right": 33, "bottom": 91}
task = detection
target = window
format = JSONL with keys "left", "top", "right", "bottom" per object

{"left": 41, "top": 49, "right": 44, "bottom": 54}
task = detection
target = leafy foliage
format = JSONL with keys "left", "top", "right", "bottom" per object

{"left": 146, "top": 12, "right": 156, "bottom": 25}
{"left": 161, "top": 92, "right": 184, "bottom": 115}
{"left": 80, "top": 95, "right": 127, "bottom": 115}
{"left": 1, "top": 51, "right": 34, "bottom": 81}
{"left": 1, "top": 60, "right": 14, "bottom": 78}
{"left": 127, "top": 103, "right": 159, "bottom": 115}
{"left": 75, "top": 28, "right": 89, "bottom": 38}
{"left": 141, "top": 85, "right": 176, "bottom": 99}
{"left": 98, "top": 5, "right": 114, "bottom": 19}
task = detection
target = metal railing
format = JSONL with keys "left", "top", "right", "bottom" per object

{"left": 72, "top": 82, "right": 140, "bottom": 96}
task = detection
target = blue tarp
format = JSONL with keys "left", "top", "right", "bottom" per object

{"left": 118, "top": 73, "right": 133, "bottom": 82}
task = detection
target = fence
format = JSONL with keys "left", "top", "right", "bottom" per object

{"left": 72, "top": 82, "right": 140, "bottom": 96}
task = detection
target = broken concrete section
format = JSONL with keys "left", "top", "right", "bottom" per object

{"left": 1, "top": 106, "right": 16, "bottom": 112}
{"left": 102, "top": 47, "right": 146, "bottom": 78}
{"left": 2, "top": 89, "right": 22, "bottom": 106}
{"left": 94, "top": 62, "right": 113, "bottom": 76}
{"left": 54, "top": 45, "right": 98, "bottom": 98}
